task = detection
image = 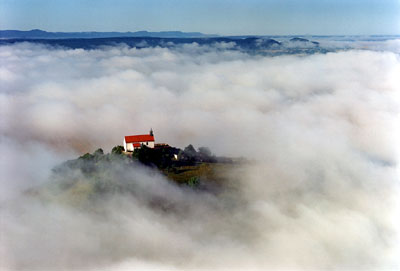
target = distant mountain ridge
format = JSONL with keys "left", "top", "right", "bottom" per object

{"left": 0, "top": 29, "right": 330, "bottom": 55}
{"left": 0, "top": 36, "right": 327, "bottom": 55}
{"left": 0, "top": 29, "right": 218, "bottom": 39}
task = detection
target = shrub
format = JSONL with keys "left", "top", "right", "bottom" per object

{"left": 188, "top": 176, "right": 199, "bottom": 187}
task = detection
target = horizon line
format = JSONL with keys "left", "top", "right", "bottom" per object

{"left": 1, "top": 29, "right": 400, "bottom": 37}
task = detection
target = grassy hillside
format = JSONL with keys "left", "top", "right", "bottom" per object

{"left": 37, "top": 145, "right": 240, "bottom": 208}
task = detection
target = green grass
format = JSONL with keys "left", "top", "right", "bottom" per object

{"left": 163, "top": 163, "right": 233, "bottom": 186}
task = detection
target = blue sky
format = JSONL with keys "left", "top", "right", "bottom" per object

{"left": 1, "top": 0, "right": 399, "bottom": 35}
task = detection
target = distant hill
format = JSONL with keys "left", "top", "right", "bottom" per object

{"left": 0, "top": 29, "right": 218, "bottom": 39}
{"left": 0, "top": 36, "right": 287, "bottom": 52}
{"left": 289, "top": 37, "right": 319, "bottom": 45}
{"left": 0, "top": 32, "right": 327, "bottom": 55}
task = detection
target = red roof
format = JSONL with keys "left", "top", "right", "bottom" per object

{"left": 125, "top": 134, "right": 154, "bottom": 143}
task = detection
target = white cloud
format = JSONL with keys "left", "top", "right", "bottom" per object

{"left": 1, "top": 42, "right": 399, "bottom": 270}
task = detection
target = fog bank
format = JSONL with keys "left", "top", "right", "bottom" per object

{"left": 1, "top": 42, "right": 399, "bottom": 270}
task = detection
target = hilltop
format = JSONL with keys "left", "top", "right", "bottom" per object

{"left": 55, "top": 144, "right": 239, "bottom": 186}
{"left": 41, "top": 144, "right": 242, "bottom": 208}
{"left": 0, "top": 29, "right": 217, "bottom": 39}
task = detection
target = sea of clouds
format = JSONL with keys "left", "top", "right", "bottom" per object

{"left": 1, "top": 39, "right": 400, "bottom": 270}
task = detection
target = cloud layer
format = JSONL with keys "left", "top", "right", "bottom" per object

{"left": 1, "top": 42, "right": 399, "bottom": 270}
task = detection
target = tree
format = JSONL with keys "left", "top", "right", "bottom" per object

{"left": 198, "top": 146, "right": 217, "bottom": 162}
{"left": 198, "top": 147, "right": 211, "bottom": 157}
{"left": 184, "top": 144, "right": 197, "bottom": 157}
{"left": 93, "top": 148, "right": 104, "bottom": 156}
{"left": 111, "top": 145, "right": 124, "bottom": 155}
{"left": 179, "top": 144, "right": 199, "bottom": 164}
{"left": 79, "top": 153, "right": 94, "bottom": 160}
{"left": 137, "top": 145, "right": 153, "bottom": 165}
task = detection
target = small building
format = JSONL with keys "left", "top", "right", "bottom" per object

{"left": 123, "top": 129, "right": 155, "bottom": 152}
